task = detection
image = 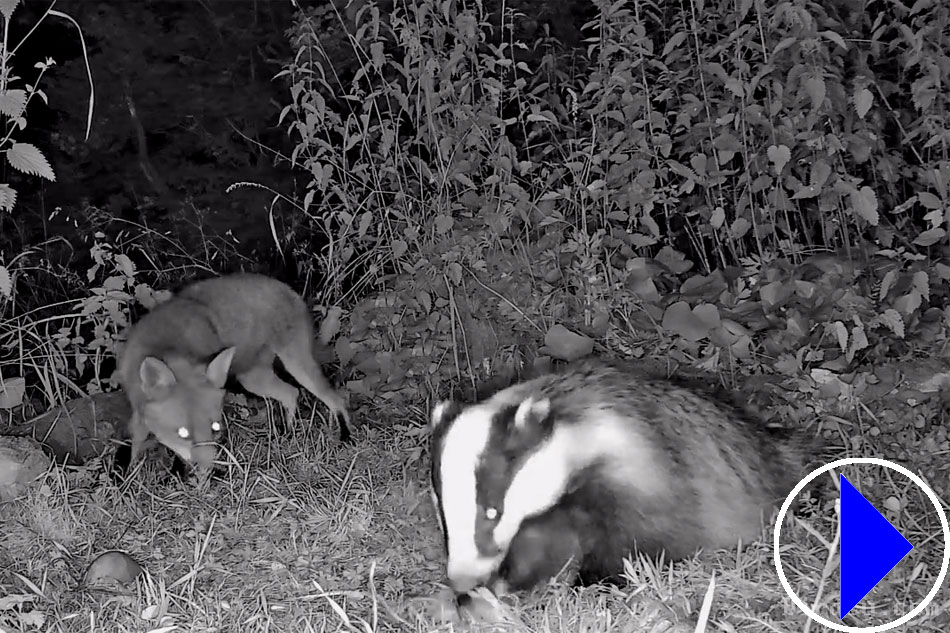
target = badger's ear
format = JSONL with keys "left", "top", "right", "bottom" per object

{"left": 512, "top": 396, "right": 553, "bottom": 434}
{"left": 430, "top": 400, "right": 461, "bottom": 430}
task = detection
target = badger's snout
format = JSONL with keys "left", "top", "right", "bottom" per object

{"left": 447, "top": 556, "right": 498, "bottom": 594}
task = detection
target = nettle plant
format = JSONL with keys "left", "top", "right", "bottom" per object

{"left": 0, "top": 0, "right": 94, "bottom": 411}
{"left": 528, "top": 0, "right": 950, "bottom": 365}
{"left": 277, "top": 0, "right": 950, "bottom": 418}
{"left": 277, "top": 0, "right": 562, "bottom": 396}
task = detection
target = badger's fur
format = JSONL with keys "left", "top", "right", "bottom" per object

{"left": 428, "top": 356, "right": 809, "bottom": 594}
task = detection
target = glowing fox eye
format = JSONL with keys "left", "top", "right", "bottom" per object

{"left": 177, "top": 427, "right": 190, "bottom": 439}
{"left": 211, "top": 421, "right": 221, "bottom": 432}
{"left": 485, "top": 507, "right": 499, "bottom": 521}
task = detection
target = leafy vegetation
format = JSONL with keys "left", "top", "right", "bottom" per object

{"left": 2, "top": 0, "right": 950, "bottom": 630}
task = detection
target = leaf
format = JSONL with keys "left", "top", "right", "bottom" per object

{"left": 794, "top": 280, "right": 816, "bottom": 299}
{"left": 0, "top": 376, "right": 25, "bottom": 409}
{"left": 434, "top": 214, "right": 454, "bottom": 234}
{"left": 316, "top": 307, "right": 344, "bottom": 345}
{"left": 0, "top": 264, "right": 11, "bottom": 299}
{"left": 791, "top": 184, "right": 820, "bottom": 200}
{"left": 655, "top": 246, "right": 693, "bottom": 274}
{"left": 416, "top": 290, "right": 432, "bottom": 313}
{"left": 736, "top": 0, "right": 754, "bottom": 18}
{"left": 391, "top": 239, "right": 408, "bottom": 259}
{"left": 875, "top": 309, "right": 905, "bottom": 338}
{"left": 629, "top": 233, "right": 657, "bottom": 248}
{"left": 918, "top": 371, "right": 950, "bottom": 393}
{"left": 5, "top": 142, "right": 55, "bottom": 181}
{"left": 917, "top": 192, "right": 942, "bottom": 209}
{"left": 730, "top": 217, "right": 751, "bottom": 239}
{"left": 912, "top": 270, "right": 930, "bottom": 302}
{"left": 879, "top": 269, "right": 897, "bottom": 301}
{"left": 690, "top": 153, "right": 707, "bottom": 175}
{"left": 810, "top": 368, "right": 838, "bottom": 385}
{"left": 0, "top": 89, "right": 27, "bottom": 118}
{"left": 731, "top": 334, "right": 752, "bottom": 359}
{"left": 832, "top": 321, "right": 848, "bottom": 353}
{"left": 767, "top": 144, "right": 791, "bottom": 176}
{"left": 541, "top": 324, "right": 594, "bottom": 361}
{"left": 710, "top": 206, "right": 726, "bottom": 229}
{"left": 804, "top": 75, "right": 826, "bottom": 112}
{"left": 911, "top": 75, "right": 936, "bottom": 111}
{"left": 894, "top": 291, "right": 921, "bottom": 316}
{"left": 627, "top": 276, "right": 660, "bottom": 302}
{"left": 692, "top": 303, "right": 722, "bottom": 330}
{"left": 773, "top": 37, "right": 797, "bottom": 56}
{"left": 526, "top": 112, "right": 557, "bottom": 124}
{"left": 0, "top": 594, "right": 36, "bottom": 610}
{"left": 335, "top": 337, "right": 355, "bottom": 366}
{"left": 914, "top": 227, "right": 946, "bottom": 247}
{"left": 850, "top": 186, "right": 879, "bottom": 225}
{"left": 662, "top": 31, "right": 688, "bottom": 58}
{"left": 358, "top": 211, "right": 372, "bottom": 237}
{"left": 114, "top": 254, "right": 135, "bottom": 278}
{"left": 0, "top": 183, "right": 16, "bottom": 211}
{"left": 667, "top": 160, "right": 699, "bottom": 182}
{"left": 370, "top": 41, "right": 385, "bottom": 68}
{"left": 820, "top": 30, "right": 848, "bottom": 50}
{"left": 446, "top": 262, "right": 462, "bottom": 286}
{"left": 847, "top": 324, "right": 869, "bottom": 361}
{"left": 759, "top": 281, "right": 792, "bottom": 308}
{"left": 0, "top": 0, "right": 18, "bottom": 21}
{"left": 853, "top": 87, "right": 873, "bottom": 119}
{"left": 810, "top": 159, "right": 832, "bottom": 187}
{"left": 661, "top": 301, "right": 717, "bottom": 342}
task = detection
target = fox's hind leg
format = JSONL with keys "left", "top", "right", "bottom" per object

{"left": 234, "top": 365, "right": 301, "bottom": 434}
{"left": 275, "top": 345, "right": 352, "bottom": 442}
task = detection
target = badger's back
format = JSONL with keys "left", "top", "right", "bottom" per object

{"left": 529, "top": 358, "right": 803, "bottom": 558}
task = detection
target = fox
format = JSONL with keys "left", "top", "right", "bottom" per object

{"left": 115, "top": 272, "right": 352, "bottom": 471}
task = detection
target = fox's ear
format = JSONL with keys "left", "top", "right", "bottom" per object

{"left": 140, "top": 357, "right": 177, "bottom": 394}
{"left": 206, "top": 347, "right": 235, "bottom": 388}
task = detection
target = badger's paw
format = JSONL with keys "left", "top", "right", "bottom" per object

{"left": 457, "top": 586, "right": 524, "bottom": 625}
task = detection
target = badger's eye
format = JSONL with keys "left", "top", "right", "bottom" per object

{"left": 211, "top": 421, "right": 222, "bottom": 432}
{"left": 177, "top": 427, "right": 190, "bottom": 439}
{"left": 485, "top": 507, "right": 499, "bottom": 521}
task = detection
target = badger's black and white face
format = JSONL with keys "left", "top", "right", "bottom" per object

{"left": 428, "top": 393, "right": 587, "bottom": 594}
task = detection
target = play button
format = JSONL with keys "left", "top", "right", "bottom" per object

{"left": 773, "top": 457, "right": 950, "bottom": 633}
{"left": 839, "top": 474, "right": 914, "bottom": 619}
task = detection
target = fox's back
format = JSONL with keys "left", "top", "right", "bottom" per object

{"left": 176, "top": 273, "right": 312, "bottom": 369}
{"left": 117, "top": 274, "right": 312, "bottom": 392}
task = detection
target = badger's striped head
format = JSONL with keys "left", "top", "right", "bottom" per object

{"left": 429, "top": 393, "right": 582, "bottom": 594}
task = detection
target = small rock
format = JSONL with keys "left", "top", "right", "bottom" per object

{"left": 0, "top": 435, "right": 51, "bottom": 502}
{"left": 9, "top": 392, "right": 128, "bottom": 465}
{"left": 83, "top": 550, "right": 145, "bottom": 589}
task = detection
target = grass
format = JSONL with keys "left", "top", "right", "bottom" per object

{"left": 1, "top": 393, "right": 949, "bottom": 633}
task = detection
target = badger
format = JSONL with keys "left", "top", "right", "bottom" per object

{"left": 428, "top": 356, "right": 809, "bottom": 595}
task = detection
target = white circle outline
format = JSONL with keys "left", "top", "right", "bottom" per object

{"left": 773, "top": 457, "right": 950, "bottom": 633}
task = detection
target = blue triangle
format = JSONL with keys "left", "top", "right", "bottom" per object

{"left": 839, "top": 474, "right": 914, "bottom": 619}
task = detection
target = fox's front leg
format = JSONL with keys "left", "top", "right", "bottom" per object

{"left": 128, "top": 411, "right": 155, "bottom": 462}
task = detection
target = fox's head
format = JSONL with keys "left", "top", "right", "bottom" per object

{"left": 136, "top": 347, "right": 235, "bottom": 469}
